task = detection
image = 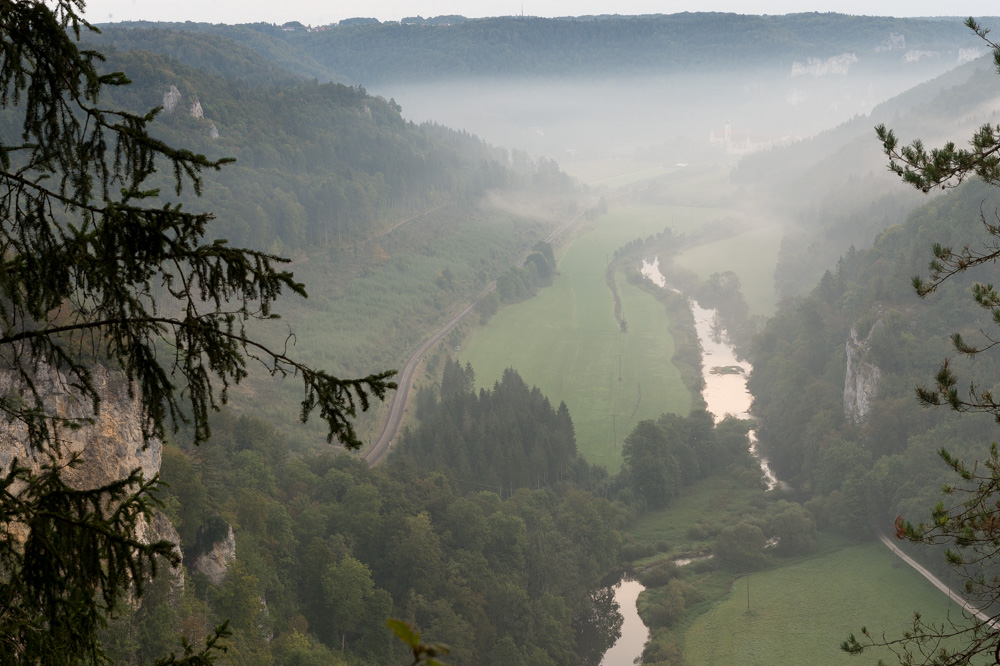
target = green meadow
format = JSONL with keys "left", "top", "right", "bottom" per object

{"left": 459, "top": 203, "right": 735, "bottom": 471}
{"left": 683, "top": 541, "right": 961, "bottom": 666}
{"left": 627, "top": 475, "right": 766, "bottom": 551}
{"left": 673, "top": 222, "right": 784, "bottom": 316}
{"left": 625, "top": 472, "right": 967, "bottom": 666}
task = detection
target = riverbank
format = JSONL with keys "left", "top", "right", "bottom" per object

{"left": 458, "top": 205, "right": 699, "bottom": 472}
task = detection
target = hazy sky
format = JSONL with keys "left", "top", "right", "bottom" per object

{"left": 82, "top": 1, "right": 1000, "bottom": 25}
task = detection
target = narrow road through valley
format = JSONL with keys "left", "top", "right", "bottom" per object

{"left": 875, "top": 527, "right": 994, "bottom": 626}
{"left": 364, "top": 281, "right": 496, "bottom": 465}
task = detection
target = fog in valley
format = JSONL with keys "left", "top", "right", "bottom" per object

{"left": 15, "top": 8, "right": 1000, "bottom": 666}
{"left": 382, "top": 57, "right": 972, "bottom": 160}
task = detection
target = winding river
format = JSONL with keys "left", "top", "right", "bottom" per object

{"left": 598, "top": 258, "right": 776, "bottom": 665}
{"left": 640, "top": 258, "right": 777, "bottom": 487}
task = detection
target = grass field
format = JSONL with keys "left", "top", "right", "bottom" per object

{"left": 683, "top": 541, "right": 962, "bottom": 666}
{"left": 458, "top": 203, "right": 743, "bottom": 471}
{"left": 673, "top": 222, "right": 784, "bottom": 316}
{"left": 560, "top": 159, "right": 670, "bottom": 186}
{"left": 627, "top": 475, "right": 765, "bottom": 553}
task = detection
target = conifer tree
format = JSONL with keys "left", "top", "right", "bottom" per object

{"left": 844, "top": 18, "right": 1000, "bottom": 666}
{"left": 0, "top": 1, "right": 393, "bottom": 662}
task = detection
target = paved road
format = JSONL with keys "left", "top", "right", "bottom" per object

{"left": 875, "top": 527, "right": 994, "bottom": 626}
{"left": 363, "top": 207, "right": 588, "bottom": 466}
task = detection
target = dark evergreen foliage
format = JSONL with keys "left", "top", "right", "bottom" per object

{"left": 0, "top": 1, "right": 398, "bottom": 662}
{"left": 400, "top": 359, "right": 583, "bottom": 491}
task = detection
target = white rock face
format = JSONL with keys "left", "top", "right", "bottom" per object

{"left": 0, "top": 364, "right": 160, "bottom": 486}
{"left": 189, "top": 100, "right": 204, "bottom": 119}
{"left": 0, "top": 363, "right": 181, "bottom": 576}
{"left": 192, "top": 524, "right": 236, "bottom": 585}
{"left": 844, "top": 320, "right": 883, "bottom": 424}
{"left": 208, "top": 122, "right": 219, "bottom": 139}
{"left": 163, "top": 85, "right": 182, "bottom": 113}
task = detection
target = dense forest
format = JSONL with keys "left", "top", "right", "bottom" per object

{"left": 748, "top": 177, "right": 1000, "bottom": 580}
{"left": 96, "top": 14, "right": 980, "bottom": 85}
{"left": 85, "top": 45, "right": 573, "bottom": 254}
{"left": 123, "top": 353, "right": 765, "bottom": 665}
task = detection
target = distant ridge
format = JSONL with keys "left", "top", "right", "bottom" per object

{"left": 97, "top": 13, "right": 989, "bottom": 85}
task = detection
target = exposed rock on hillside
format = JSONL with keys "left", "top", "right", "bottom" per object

{"left": 0, "top": 363, "right": 180, "bottom": 569}
{"left": 192, "top": 524, "right": 236, "bottom": 585}
{"left": 844, "top": 319, "right": 883, "bottom": 424}
{"left": 162, "top": 84, "right": 182, "bottom": 113}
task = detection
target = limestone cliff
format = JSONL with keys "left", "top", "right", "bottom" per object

{"left": 162, "top": 85, "right": 182, "bottom": 114}
{"left": 844, "top": 318, "right": 883, "bottom": 424}
{"left": 0, "top": 364, "right": 181, "bottom": 568}
{"left": 192, "top": 524, "right": 236, "bottom": 585}
{"left": 161, "top": 86, "right": 219, "bottom": 138}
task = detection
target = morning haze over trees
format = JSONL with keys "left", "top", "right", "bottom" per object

{"left": 9, "top": 0, "right": 1000, "bottom": 664}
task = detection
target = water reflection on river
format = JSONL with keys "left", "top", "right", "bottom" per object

{"left": 599, "top": 578, "right": 647, "bottom": 666}
{"left": 640, "top": 258, "right": 778, "bottom": 488}
{"left": 597, "top": 258, "right": 779, "bottom": 665}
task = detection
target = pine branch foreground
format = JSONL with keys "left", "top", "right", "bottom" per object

{"left": 0, "top": 1, "right": 394, "bottom": 663}
{"left": 847, "top": 18, "right": 1000, "bottom": 666}
{"left": 0, "top": 0, "right": 395, "bottom": 450}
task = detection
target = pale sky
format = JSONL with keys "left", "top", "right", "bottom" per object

{"left": 82, "top": 1, "right": 1000, "bottom": 25}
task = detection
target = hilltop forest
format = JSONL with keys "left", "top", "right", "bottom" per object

{"left": 92, "top": 14, "right": 979, "bottom": 84}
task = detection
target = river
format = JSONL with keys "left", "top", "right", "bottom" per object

{"left": 598, "top": 258, "right": 776, "bottom": 666}
{"left": 640, "top": 258, "right": 778, "bottom": 488}
{"left": 598, "top": 578, "right": 648, "bottom": 666}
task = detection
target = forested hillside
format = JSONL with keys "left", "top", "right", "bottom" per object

{"left": 57, "top": 43, "right": 580, "bottom": 444}
{"left": 89, "top": 47, "right": 570, "bottom": 254}
{"left": 141, "top": 379, "right": 625, "bottom": 666}
{"left": 748, "top": 177, "right": 1000, "bottom": 578}
{"left": 99, "top": 14, "right": 982, "bottom": 84}
{"left": 733, "top": 54, "right": 1000, "bottom": 299}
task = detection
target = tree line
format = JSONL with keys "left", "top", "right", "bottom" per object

{"left": 87, "top": 45, "right": 573, "bottom": 254}
{"left": 107, "top": 15, "right": 978, "bottom": 85}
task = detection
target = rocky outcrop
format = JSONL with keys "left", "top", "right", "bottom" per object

{"left": 192, "top": 524, "right": 236, "bottom": 585}
{"left": 0, "top": 363, "right": 180, "bottom": 572}
{"left": 161, "top": 87, "right": 218, "bottom": 138}
{"left": 0, "top": 365, "right": 160, "bottom": 483}
{"left": 162, "top": 85, "right": 182, "bottom": 113}
{"left": 844, "top": 319, "right": 883, "bottom": 424}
